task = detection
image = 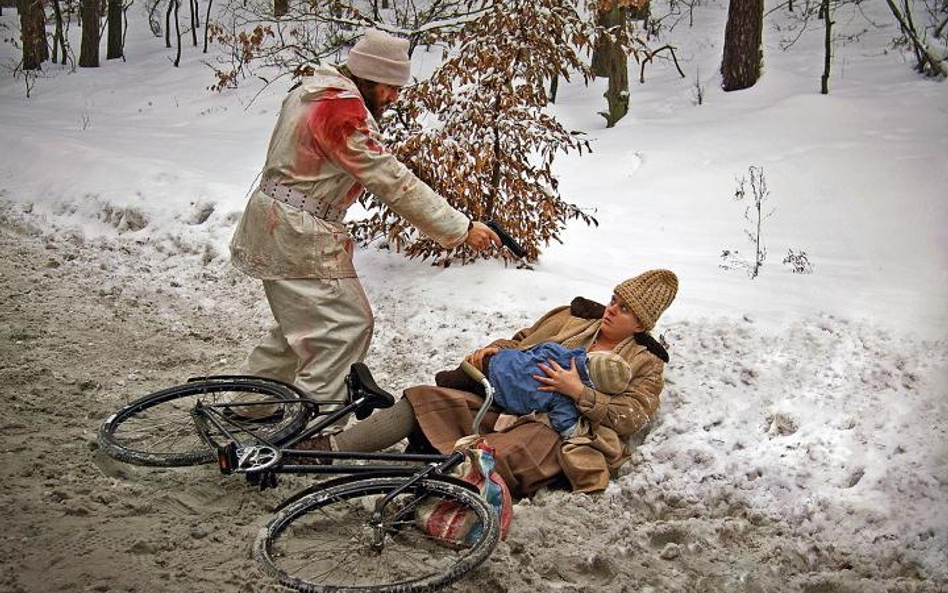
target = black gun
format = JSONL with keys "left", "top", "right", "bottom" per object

{"left": 486, "top": 220, "right": 528, "bottom": 259}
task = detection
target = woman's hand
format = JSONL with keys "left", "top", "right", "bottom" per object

{"left": 533, "top": 357, "right": 585, "bottom": 400}
{"left": 464, "top": 346, "right": 500, "bottom": 372}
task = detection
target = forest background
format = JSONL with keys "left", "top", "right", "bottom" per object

{"left": 0, "top": 0, "right": 946, "bottom": 592}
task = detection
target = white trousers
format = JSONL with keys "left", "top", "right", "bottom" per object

{"left": 243, "top": 277, "right": 374, "bottom": 407}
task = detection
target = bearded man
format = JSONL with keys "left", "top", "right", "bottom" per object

{"left": 230, "top": 29, "right": 499, "bottom": 406}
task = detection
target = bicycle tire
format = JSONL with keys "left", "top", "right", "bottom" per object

{"left": 97, "top": 377, "right": 312, "bottom": 467}
{"left": 255, "top": 475, "right": 500, "bottom": 593}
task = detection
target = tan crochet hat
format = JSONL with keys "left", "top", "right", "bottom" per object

{"left": 586, "top": 352, "right": 632, "bottom": 394}
{"left": 614, "top": 269, "right": 678, "bottom": 331}
{"left": 346, "top": 29, "right": 411, "bottom": 86}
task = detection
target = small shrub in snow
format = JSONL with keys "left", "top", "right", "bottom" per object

{"left": 692, "top": 67, "right": 705, "bottom": 105}
{"left": 783, "top": 249, "right": 814, "bottom": 274}
{"left": 721, "top": 168, "right": 815, "bottom": 278}
{"left": 720, "top": 165, "right": 771, "bottom": 279}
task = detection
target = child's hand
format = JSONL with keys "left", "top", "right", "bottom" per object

{"left": 533, "top": 357, "right": 585, "bottom": 400}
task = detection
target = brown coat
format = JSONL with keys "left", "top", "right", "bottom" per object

{"left": 405, "top": 305, "right": 666, "bottom": 497}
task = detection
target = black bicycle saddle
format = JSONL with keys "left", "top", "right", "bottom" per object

{"left": 347, "top": 363, "right": 396, "bottom": 420}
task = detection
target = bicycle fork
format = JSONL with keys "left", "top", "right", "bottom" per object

{"left": 367, "top": 450, "right": 466, "bottom": 549}
{"left": 367, "top": 361, "right": 494, "bottom": 549}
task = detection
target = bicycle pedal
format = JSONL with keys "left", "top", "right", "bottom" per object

{"left": 218, "top": 443, "right": 238, "bottom": 475}
{"left": 259, "top": 471, "right": 278, "bottom": 491}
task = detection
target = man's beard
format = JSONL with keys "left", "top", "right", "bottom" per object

{"left": 354, "top": 78, "right": 386, "bottom": 120}
{"left": 364, "top": 96, "right": 385, "bottom": 120}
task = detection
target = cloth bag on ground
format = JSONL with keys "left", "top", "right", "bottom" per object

{"left": 415, "top": 436, "right": 512, "bottom": 547}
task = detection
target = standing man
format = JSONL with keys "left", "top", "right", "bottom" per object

{"left": 230, "top": 28, "right": 499, "bottom": 406}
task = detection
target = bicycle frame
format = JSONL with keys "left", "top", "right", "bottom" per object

{"left": 195, "top": 364, "right": 496, "bottom": 522}
{"left": 195, "top": 361, "right": 494, "bottom": 482}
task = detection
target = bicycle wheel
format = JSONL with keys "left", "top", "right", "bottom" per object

{"left": 255, "top": 475, "right": 500, "bottom": 593}
{"left": 98, "top": 377, "right": 312, "bottom": 467}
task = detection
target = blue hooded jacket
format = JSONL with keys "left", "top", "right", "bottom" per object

{"left": 487, "top": 342, "right": 593, "bottom": 434}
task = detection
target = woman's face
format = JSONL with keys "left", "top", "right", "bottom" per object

{"left": 601, "top": 294, "right": 644, "bottom": 340}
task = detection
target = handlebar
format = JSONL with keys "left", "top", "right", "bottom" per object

{"left": 461, "top": 360, "right": 494, "bottom": 436}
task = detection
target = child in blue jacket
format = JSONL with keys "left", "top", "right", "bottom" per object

{"left": 438, "top": 342, "right": 632, "bottom": 438}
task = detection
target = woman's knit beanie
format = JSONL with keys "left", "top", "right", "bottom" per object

{"left": 614, "top": 269, "right": 678, "bottom": 331}
{"left": 346, "top": 29, "right": 411, "bottom": 86}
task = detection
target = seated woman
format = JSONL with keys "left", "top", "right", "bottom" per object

{"left": 305, "top": 269, "right": 678, "bottom": 497}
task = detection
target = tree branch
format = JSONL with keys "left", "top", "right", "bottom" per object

{"left": 883, "top": 0, "right": 948, "bottom": 77}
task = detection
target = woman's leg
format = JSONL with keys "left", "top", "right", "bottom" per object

{"left": 331, "top": 398, "right": 418, "bottom": 452}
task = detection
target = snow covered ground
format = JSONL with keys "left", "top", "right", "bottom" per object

{"left": 1, "top": 1, "right": 946, "bottom": 591}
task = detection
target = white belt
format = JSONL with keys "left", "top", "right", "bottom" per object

{"left": 259, "top": 178, "right": 346, "bottom": 223}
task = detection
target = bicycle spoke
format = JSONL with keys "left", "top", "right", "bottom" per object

{"left": 117, "top": 417, "right": 192, "bottom": 434}
{"left": 277, "top": 524, "right": 358, "bottom": 558}
{"left": 279, "top": 541, "right": 355, "bottom": 559}
{"left": 305, "top": 548, "right": 361, "bottom": 583}
{"left": 125, "top": 425, "right": 201, "bottom": 451}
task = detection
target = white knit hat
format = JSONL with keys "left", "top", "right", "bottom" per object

{"left": 346, "top": 29, "right": 411, "bottom": 86}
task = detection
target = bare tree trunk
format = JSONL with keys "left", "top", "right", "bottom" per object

{"left": 51, "top": 0, "right": 68, "bottom": 64}
{"left": 79, "top": 0, "right": 101, "bottom": 67}
{"left": 122, "top": 1, "right": 131, "bottom": 57}
{"left": 883, "top": 0, "right": 948, "bottom": 76}
{"left": 51, "top": 1, "right": 60, "bottom": 62}
{"left": 165, "top": 0, "right": 174, "bottom": 48}
{"left": 549, "top": 75, "right": 558, "bottom": 103}
{"left": 203, "top": 0, "right": 214, "bottom": 53}
{"left": 39, "top": 5, "right": 49, "bottom": 62}
{"left": 601, "top": 7, "right": 629, "bottom": 128}
{"left": 18, "top": 0, "right": 47, "bottom": 70}
{"left": 147, "top": 0, "right": 162, "bottom": 36}
{"left": 107, "top": 0, "right": 123, "bottom": 59}
{"left": 173, "top": 0, "right": 182, "bottom": 66}
{"left": 274, "top": 0, "right": 288, "bottom": 17}
{"left": 591, "top": 2, "right": 626, "bottom": 78}
{"left": 190, "top": 0, "right": 198, "bottom": 45}
{"left": 721, "top": 0, "right": 763, "bottom": 91}
{"left": 821, "top": 0, "right": 831, "bottom": 94}
{"left": 901, "top": 0, "right": 924, "bottom": 68}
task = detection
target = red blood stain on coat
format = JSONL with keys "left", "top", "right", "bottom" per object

{"left": 293, "top": 93, "right": 338, "bottom": 177}
{"left": 306, "top": 97, "right": 372, "bottom": 175}
{"left": 343, "top": 182, "right": 363, "bottom": 206}
{"left": 365, "top": 138, "right": 384, "bottom": 155}
{"left": 298, "top": 94, "right": 391, "bottom": 177}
